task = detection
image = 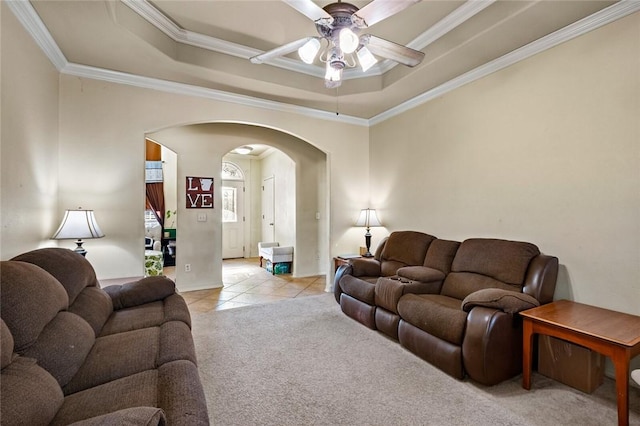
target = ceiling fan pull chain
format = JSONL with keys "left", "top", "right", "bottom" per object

{"left": 336, "top": 87, "right": 340, "bottom": 116}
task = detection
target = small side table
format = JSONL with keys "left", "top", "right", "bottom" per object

{"left": 334, "top": 256, "right": 362, "bottom": 272}
{"left": 520, "top": 300, "right": 640, "bottom": 426}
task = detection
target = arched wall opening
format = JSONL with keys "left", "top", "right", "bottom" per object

{"left": 147, "top": 121, "right": 329, "bottom": 291}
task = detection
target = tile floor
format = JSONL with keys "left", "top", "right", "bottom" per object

{"left": 176, "top": 258, "right": 328, "bottom": 313}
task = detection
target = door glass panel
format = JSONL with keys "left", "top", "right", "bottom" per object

{"left": 222, "top": 186, "right": 237, "bottom": 223}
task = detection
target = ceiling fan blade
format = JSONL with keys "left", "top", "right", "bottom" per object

{"left": 362, "top": 35, "right": 425, "bottom": 67}
{"left": 283, "top": 0, "right": 333, "bottom": 23}
{"left": 352, "top": 0, "right": 421, "bottom": 28}
{"left": 250, "top": 37, "right": 316, "bottom": 64}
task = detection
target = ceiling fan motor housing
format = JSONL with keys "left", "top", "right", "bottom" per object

{"left": 316, "top": 2, "right": 360, "bottom": 38}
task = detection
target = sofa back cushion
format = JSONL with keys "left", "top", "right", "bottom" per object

{"left": 0, "top": 261, "right": 68, "bottom": 352}
{"left": 22, "top": 311, "right": 95, "bottom": 387}
{"left": 12, "top": 248, "right": 100, "bottom": 306}
{"left": 441, "top": 239, "right": 540, "bottom": 300}
{"left": 380, "top": 231, "right": 436, "bottom": 276}
{"left": 423, "top": 239, "right": 460, "bottom": 274}
{"left": 68, "top": 287, "right": 113, "bottom": 336}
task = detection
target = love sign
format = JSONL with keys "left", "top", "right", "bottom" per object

{"left": 186, "top": 176, "right": 214, "bottom": 209}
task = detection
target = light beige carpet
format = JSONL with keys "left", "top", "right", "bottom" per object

{"left": 191, "top": 293, "right": 640, "bottom": 425}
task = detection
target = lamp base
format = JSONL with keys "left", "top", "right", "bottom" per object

{"left": 363, "top": 229, "right": 373, "bottom": 258}
{"left": 73, "top": 239, "right": 87, "bottom": 257}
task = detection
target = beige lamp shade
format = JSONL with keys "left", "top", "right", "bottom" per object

{"left": 355, "top": 208, "right": 382, "bottom": 228}
{"left": 52, "top": 208, "right": 104, "bottom": 256}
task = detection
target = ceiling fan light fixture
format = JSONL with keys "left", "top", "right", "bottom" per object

{"left": 339, "top": 28, "right": 359, "bottom": 54}
{"left": 298, "top": 38, "right": 321, "bottom": 64}
{"left": 357, "top": 46, "right": 378, "bottom": 72}
{"left": 325, "top": 62, "right": 342, "bottom": 82}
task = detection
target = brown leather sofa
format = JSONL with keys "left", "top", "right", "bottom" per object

{"left": 334, "top": 234, "right": 559, "bottom": 386}
{"left": 1, "top": 248, "right": 209, "bottom": 425}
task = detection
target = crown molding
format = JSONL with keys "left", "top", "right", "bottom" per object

{"left": 370, "top": 0, "right": 640, "bottom": 125}
{"left": 6, "top": 0, "right": 67, "bottom": 71}
{"left": 61, "top": 63, "right": 368, "bottom": 127}
{"left": 8, "top": 0, "right": 639, "bottom": 128}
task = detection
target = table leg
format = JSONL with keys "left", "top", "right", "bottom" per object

{"left": 522, "top": 318, "right": 534, "bottom": 390}
{"left": 611, "top": 348, "right": 630, "bottom": 426}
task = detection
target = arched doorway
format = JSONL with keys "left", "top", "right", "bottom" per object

{"left": 147, "top": 122, "right": 328, "bottom": 289}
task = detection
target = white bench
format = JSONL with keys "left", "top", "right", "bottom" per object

{"left": 258, "top": 242, "right": 293, "bottom": 275}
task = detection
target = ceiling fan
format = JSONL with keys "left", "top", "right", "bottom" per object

{"left": 250, "top": 0, "right": 425, "bottom": 89}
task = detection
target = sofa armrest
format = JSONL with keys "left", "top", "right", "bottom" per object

{"left": 102, "top": 276, "right": 176, "bottom": 310}
{"left": 375, "top": 277, "right": 442, "bottom": 314}
{"left": 68, "top": 407, "right": 166, "bottom": 425}
{"left": 462, "top": 306, "right": 524, "bottom": 385}
{"left": 397, "top": 266, "right": 445, "bottom": 283}
{"left": 333, "top": 264, "right": 352, "bottom": 303}
{"left": 461, "top": 288, "right": 540, "bottom": 314}
{"left": 349, "top": 258, "right": 381, "bottom": 277}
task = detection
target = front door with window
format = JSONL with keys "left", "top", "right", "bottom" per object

{"left": 222, "top": 180, "right": 244, "bottom": 258}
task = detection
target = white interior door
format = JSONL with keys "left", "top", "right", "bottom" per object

{"left": 262, "top": 176, "right": 275, "bottom": 242}
{"left": 222, "top": 180, "right": 244, "bottom": 258}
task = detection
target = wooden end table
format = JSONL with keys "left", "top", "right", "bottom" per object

{"left": 334, "top": 256, "right": 361, "bottom": 272}
{"left": 520, "top": 299, "right": 640, "bottom": 426}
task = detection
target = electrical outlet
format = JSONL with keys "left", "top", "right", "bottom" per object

{"left": 185, "top": 264, "right": 191, "bottom": 272}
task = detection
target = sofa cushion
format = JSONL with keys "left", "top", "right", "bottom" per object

{"left": 68, "top": 287, "right": 114, "bottom": 337}
{"left": 381, "top": 231, "right": 436, "bottom": 268}
{"left": 64, "top": 321, "right": 198, "bottom": 395}
{"left": 423, "top": 239, "right": 460, "bottom": 274}
{"left": 397, "top": 294, "right": 468, "bottom": 346}
{"left": 67, "top": 407, "right": 166, "bottom": 426}
{"left": 23, "top": 312, "right": 95, "bottom": 387}
{"left": 0, "top": 261, "right": 68, "bottom": 352}
{"left": 63, "top": 327, "right": 160, "bottom": 395}
{"left": 12, "top": 248, "right": 99, "bottom": 306}
{"left": 461, "top": 288, "right": 540, "bottom": 314}
{"left": 451, "top": 239, "right": 540, "bottom": 285}
{"left": 52, "top": 370, "right": 160, "bottom": 426}
{"left": 396, "top": 266, "right": 445, "bottom": 283}
{"left": 1, "top": 356, "right": 64, "bottom": 426}
{"left": 339, "top": 275, "right": 376, "bottom": 305}
{"left": 54, "top": 362, "right": 208, "bottom": 426}
{"left": 441, "top": 272, "right": 517, "bottom": 301}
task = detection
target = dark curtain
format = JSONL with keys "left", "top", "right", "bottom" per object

{"left": 146, "top": 182, "right": 165, "bottom": 227}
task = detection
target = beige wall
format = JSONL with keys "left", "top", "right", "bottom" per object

{"left": 56, "top": 77, "right": 369, "bottom": 288}
{"left": 370, "top": 12, "right": 640, "bottom": 315}
{"left": 1, "top": 4, "right": 60, "bottom": 259}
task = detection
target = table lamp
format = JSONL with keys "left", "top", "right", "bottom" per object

{"left": 52, "top": 208, "right": 105, "bottom": 256}
{"left": 355, "top": 208, "right": 382, "bottom": 257}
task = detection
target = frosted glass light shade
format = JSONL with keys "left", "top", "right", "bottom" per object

{"left": 298, "top": 38, "right": 321, "bottom": 64}
{"left": 357, "top": 46, "right": 378, "bottom": 72}
{"left": 325, "top": 62, "right": 342, "bottom": 82}
{"left": 339, "top": 28, "right": 359, "bottom": 54}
